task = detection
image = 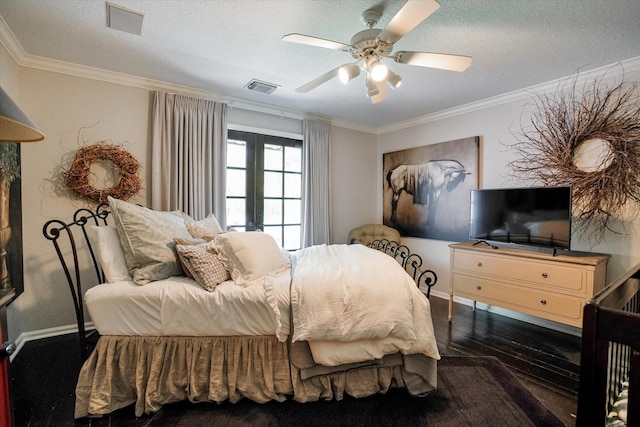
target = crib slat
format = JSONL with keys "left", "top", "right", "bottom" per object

{"left": 628, "top": 349, "right": 640, "bottom": 427}
{"left": 577, "top": 263, "right": 640, "bottom": 426}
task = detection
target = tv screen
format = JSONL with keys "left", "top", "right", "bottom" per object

{"left": 469, "top": 186, "right": 572, "bottom": 250}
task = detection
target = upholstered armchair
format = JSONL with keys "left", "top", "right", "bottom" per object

{"left": 348, "top": 224, "right": 400, "bottom": 246}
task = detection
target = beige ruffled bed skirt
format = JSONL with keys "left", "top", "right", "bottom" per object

{"left": 75, "top": 335, "right": 434, "bottom": 419}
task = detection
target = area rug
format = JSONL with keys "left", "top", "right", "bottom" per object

{"left": 148, "top": 356, "right": 564, "bottom": 427}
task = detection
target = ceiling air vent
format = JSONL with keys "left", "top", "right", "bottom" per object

{"left": 107, "top": 2, "right": 144, "bottom": 36}
{"left": 245, "top": 79, "right": 280, "bottom": 95}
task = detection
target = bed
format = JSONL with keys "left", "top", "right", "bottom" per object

{"left": 42, "top": 199, "right": 440, "bottom": 419}
{"left": 577, "top": 262, "right": 640, "bottom": 427}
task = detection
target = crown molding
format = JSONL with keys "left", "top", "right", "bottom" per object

{"left": 0, "top": 16, "right": 332, "bottom": 127}
{"left": 0, "top": 14, "right": 23, "bottom": 63}
{"left": 2, "top": 15, "right": 638, "bottom": 136}
{"left": 378, "top": 57, "right": 640, "bottom": 135}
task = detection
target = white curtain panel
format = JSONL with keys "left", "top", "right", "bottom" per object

{"left": 301, "top": 119, "right": 330, "bottom": 247}
{"left": 151, "top": 91, "right": 227, "bottom": 225}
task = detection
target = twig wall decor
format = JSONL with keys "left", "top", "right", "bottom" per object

{"left": 507, "top": 74, "right": 640, "bottom": 244}
{"left": 62, "top": 142, "right": 142, "bottom": 204}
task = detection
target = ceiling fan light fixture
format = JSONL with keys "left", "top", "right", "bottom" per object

{"left": 338, "top": 64, "right": 361, "bottom": 84}
{"left": 369, "top": 59, "right": 388, "bottom": 82}
{"left": 365, "top": 75, "right": 379, "bottom": 97}
{"left": 283, "top": 0, "right": 472, "bottom": 102}
{"left": 387, "top": 70, "right": 402, "bottom": 88}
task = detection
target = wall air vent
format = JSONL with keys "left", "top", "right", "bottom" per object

{"left": 245, "top": 79, "right": 280, "bottom": 94}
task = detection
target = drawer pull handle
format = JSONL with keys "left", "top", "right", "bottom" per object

{"left": 476, "top": 285, "right": 482, "bottom": 290}
{"left": 541, "top": 272, "right": 548, "bottom": 278}
{"left": 477, "top": 262, "right": 483, "bottom": 267}
{"left": 540, "top": 299, "right": 547, "bottom": 305}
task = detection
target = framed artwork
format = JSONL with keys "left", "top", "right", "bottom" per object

{"left": 383, "top": 136, "right": 479, "bottom": 242}
{"left": 0, "top": 143, "right": 23, "bottom": 301}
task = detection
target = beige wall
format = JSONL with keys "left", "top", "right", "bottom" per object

{"left": 0, "top": 43, "right": 18, "bottom": 99}
{"left": 14, "top": 68, "right": 150, "bottom": 340}
{"left": 329, "top": 126, "right": 377, "bottom": 244}
{"left": 5, "top": 35, "right": 640, "bottom": 343}
{"left": 2, "top": 59, "right": 377, "bottom": 343}
{"left": 377, "top": 69, "right": 640, "bottom": 306}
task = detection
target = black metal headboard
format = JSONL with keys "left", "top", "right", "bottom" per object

{"left": 42, "top": 204, "right": 111, "bottom": 359}
{"left": 367, "top": 239, "right": 438, "bottom": 298}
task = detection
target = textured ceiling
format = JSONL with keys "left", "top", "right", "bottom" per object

{"left": 1, "top": 0, "right": 640, "bottom": 131}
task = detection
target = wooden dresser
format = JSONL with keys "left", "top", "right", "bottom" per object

{"left": 448, "top": 242, "right": 610, "bottom": 327}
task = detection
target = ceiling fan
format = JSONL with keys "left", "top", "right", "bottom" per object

{"left": 282, "top": 0, "right": 472, "bottom": 104}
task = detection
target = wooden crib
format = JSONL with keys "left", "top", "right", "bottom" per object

{"left": 577, "top": 262, "right": 640, "bottom": 427}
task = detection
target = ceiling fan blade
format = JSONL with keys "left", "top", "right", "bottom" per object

{"left": 295, "top": 65, "right": 345, "bottom": 93}
{"left": 370, "top": 80, "right": 388, "bottom": 104}
{"left": 282, "top": 33, "right": 350, "bottom": 50}
{"left": 394, "top": 51, "right": 472, "bottom": 72}
{"left": 377, "top": 0, "right": 440, "bottom": 45}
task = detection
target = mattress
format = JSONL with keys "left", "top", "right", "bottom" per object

{"left": 85, "top": 272, "right": 292, "bottom": 338}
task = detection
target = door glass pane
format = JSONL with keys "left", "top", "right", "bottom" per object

{"left": 227, "top": 140, "right": 246, "bottom": 168}
{"left": 284, "top": 173, "right": 301, "bottom": 198}
{"left": 226, "top": 169, "right": 245, "bottom": 197}
{"left": 284, "top": 199, "right": 300, "bottom": 223}
{"left": 264, "top": 144, "right": 283, "bottom": 170}
{"left": 284, "top": 225, "right": 301, "bottom": 250}
{"left": 264, "top": 199, "right": 283, "bottom": 225}
{"left": 226, "top": 198, "right": 245, "bottom": 227}
{"left": 264, "top": 226, "right": 283, "bottom": 247}
{"left": 285, "top": 146, "right": 302, "bottom": 172}
{"left": 264, "top": 171, "right": 283, "bottom": 197}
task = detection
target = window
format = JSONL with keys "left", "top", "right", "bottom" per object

{"left": 226, "top": 130, "right": 302, "bottom": 250}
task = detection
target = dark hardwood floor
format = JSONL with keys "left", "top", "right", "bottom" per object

{"left": 8, "top": 296, "right": 580, "bottom": 426}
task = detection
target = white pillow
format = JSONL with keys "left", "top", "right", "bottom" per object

{"left": 185, "top": 213, "right": 224, "bottom": 239}
{"left": 87, "top": 225, "right": 133, "bottom": 283}
{"left": 108, "top": 196, "right": 192, "bottom": 285}
{"left": 212, "top": 232, "right": 290, "bottom": 286}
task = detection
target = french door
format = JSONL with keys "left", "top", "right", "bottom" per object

{"left": 226, "top": 130, "right": 302, "bottom": 250}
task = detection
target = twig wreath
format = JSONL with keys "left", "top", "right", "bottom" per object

{"left": 507, "top": 73, "right": 640, "bottom": 244}
{"left": 62, "top": 142, "right": 142, "bottom": 204}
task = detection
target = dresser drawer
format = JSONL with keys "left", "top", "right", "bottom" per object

{"left": 453, "top": 273, "right": 584, "bottom": 323}
{"left": 453, "top": 251, "right": 585, "bottom": 293}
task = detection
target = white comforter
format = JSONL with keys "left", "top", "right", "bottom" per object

{"left": 87, "top": 243, "right": 440, "bottom": 368}
{"left": 288, "top": 244, "right": 440, "bottom": 366}
{"left": 86, "top": 274, "right": 292, "bottom": 337}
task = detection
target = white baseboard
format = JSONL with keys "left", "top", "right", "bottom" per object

{"left": 9, "top": 322, "right": 95, "bottom": 362}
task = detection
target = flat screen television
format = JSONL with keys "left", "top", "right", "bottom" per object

{"left": 469, "top": 186, "right": 572, "bottom": 250}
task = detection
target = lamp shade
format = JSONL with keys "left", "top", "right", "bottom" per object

{"left": 338, "top": 64, "right": 361, "bottom": 84}
{"left": 365, "top": 75, "right": 379, "bottom": 97}
{"left": 387, "top": 70, "right": 402, "bottom": 89}
{"left": 0, "top": 86, "right": 45, "bottom": 143}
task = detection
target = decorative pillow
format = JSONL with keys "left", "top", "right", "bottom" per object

{"left": 87, "top": 225, "right": 132, "bottom": 283}
{"left": 175, "top": 243, "right": 230, "bottom": 291}
{"left": 108, "top": 196, "right": 192, "bottom": 285}
{"left": 212, "top": 232, "right": 290, "bottom": 286}
{"left": 173, "top": 236, "right": 208, "bottom": 246}
{"left": 173, "top": 237, "right": 208, "bottom": 279}
{"left": 185, "top": 213, "right": 224, "bottom": 240}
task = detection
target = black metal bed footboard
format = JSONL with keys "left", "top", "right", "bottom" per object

{"left": 42, "top": 204, "right": 111, "bottom": 359}
{"left": 577, "top": 263, "right": 640, "bottom": 427}
{"left": 367, "top": 239, "right": 437, "bottom": 298}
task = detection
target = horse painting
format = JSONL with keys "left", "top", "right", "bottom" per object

{"left": 386, "top": 159, "right": 470, "bottom": 227}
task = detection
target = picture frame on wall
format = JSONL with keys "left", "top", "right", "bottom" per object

{"left": 383, "top": 136, "right": 479, "bottom": 242}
